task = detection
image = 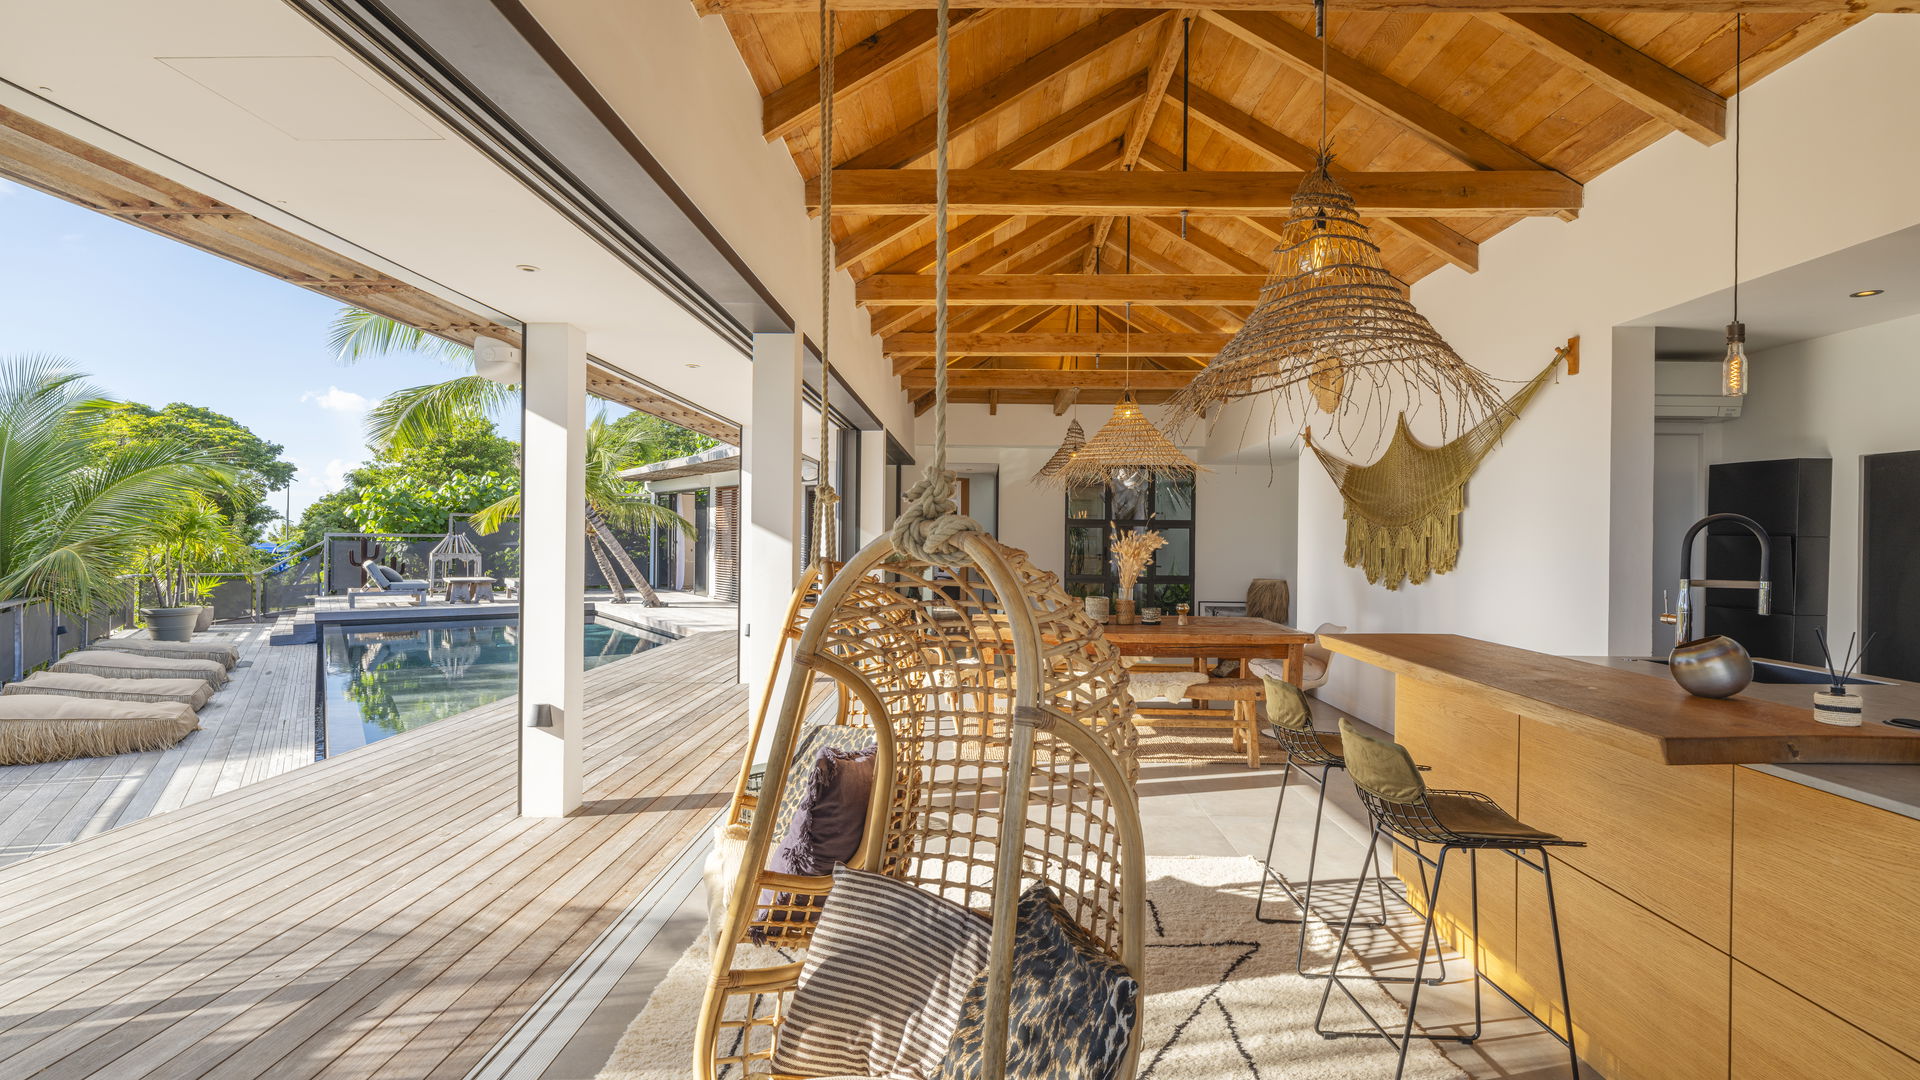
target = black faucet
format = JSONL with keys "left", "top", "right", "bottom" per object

{"left": 1661, "top": 513, "right": 1772, "bottom": 646}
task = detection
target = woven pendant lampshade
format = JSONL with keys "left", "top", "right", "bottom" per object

{"left": 1168, "top": 157, "right": 1502, "bottom": 442}
{"left": 1053, "top": 391, "right": 1200, "bottom": 491}
{"left": 1032, "top": 418, "right": 1086, "bottom": 485}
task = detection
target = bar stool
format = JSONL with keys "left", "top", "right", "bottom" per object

{"left": 1316, "top": 719, "right": 1584, "bottom": 1080}
{"left": 1254, "top": 678, "right": 1439, "bottom": 982}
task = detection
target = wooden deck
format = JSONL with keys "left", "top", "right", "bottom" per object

{"left": 0, "top": 629, "right": 744, "bottom": 1080}
{"left": 0, "top": 622, "right": 314, "bottom": 866}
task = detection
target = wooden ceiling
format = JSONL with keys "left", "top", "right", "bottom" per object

{"left": 703, "top": 1, "right": 1876, "bottom": 413}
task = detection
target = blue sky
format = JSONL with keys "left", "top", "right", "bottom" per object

{"left": 0, "top": 177, "right": 493, "bottom": 526}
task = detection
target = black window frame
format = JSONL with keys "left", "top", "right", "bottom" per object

{"left": 1062, "top": 476, "right": 1196, "bottom": 608}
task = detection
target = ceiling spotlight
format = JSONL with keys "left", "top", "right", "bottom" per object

{"left": 1849, "top": 289, "right": 1884, "bottom": 298}
{"left": 684, "top": 363, "right": 702, "bottom": 369}
{"left": 515, "top": 264, "right": 540, "bottom": 273}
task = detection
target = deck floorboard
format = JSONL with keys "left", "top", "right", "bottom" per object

{"left": 0, "top": 629, "right": 743, "bottom": 1080}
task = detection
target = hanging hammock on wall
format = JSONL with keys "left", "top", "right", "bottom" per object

{"left": 1309, "top": 350, "right": 1565, "bottom": 591}
{"left": 699, "top": 2, "right": 1146, "bottom": 1077}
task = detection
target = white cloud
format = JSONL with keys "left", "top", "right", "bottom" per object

{"left": 302, "top": 386, "right": 370, "bottom": 414}
{"left": 324, "top": 458, "right": 356, "bottom": 491}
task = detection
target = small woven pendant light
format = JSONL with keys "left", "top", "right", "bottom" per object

{"left": 1054, "top": 302, "right": 1200, "bottom": 490}
{"left": 1032, "top": 418, "right": 1085, "bottom": 484}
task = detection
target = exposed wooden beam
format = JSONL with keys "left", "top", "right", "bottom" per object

{"left": 703, "top": 0, "right": 1908, "bottom": 12}
{"left": 839, "top": 10, "right": 1164, "bottom": 171}
{"left": 1135, "top": 215, "right": 1268, "bottom": 274}
{"left": 1053, "top": 387, "right": 1080, "bottom": 415}
{"left": 885, "top": 331, "right": 1233, "bottom": 357}
{"left": 859, "top": 274, "right": 1266, "bottom": 306}
{"left": 1173, "top": 89, "right": 1480, "bottom": 272}
{"left": 1484, "top": 13, "right": 1725, "bottom": 145}
{"left": 1203, "top": 10, "right": 1542, "bottom": 173}
{"left": 815, "top": 169, "right": 1582, "bottom": 216}
{"left": 762, "top": 10, "right": 987, "bottom": 142}
{"left": 902, "top": 369, "right": 1195, "bottom": 390}
{"left": 870, "top": 227, "right": 1090, "bottom": 338}
{"left": 1085, "top": 13, "right": 1191, "bottom": 271}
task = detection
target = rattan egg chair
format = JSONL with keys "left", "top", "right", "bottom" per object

{"left": 697, "top": 530, "right": 1146, "bottom": 1080}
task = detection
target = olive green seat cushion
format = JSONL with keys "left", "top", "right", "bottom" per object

{"left": 1336, "top": 718, "right": 1560, "bottom": 843}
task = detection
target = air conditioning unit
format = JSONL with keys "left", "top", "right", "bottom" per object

{"left": 1655, "top": 361, "right": 1743, "bottom": 422}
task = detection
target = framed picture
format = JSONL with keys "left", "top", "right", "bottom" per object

{"left": 1196, "top": 601, "right": 1246, "bottom": 618}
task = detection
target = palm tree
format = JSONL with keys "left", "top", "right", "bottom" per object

{"left": 328, "top": 309, "right": 695, "bottom": 606}
{"left": 470, "top": 414, "right": 696, "bottom": 606}
{"left": 0, "top": 356, "right": 238, "bottom": 613}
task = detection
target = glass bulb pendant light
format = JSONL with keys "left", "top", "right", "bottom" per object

{"left": 1721, "top": 14, "right": 1750, "bottom": 398}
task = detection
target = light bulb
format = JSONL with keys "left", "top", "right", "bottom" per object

{"left": 1720, "top": 322, "right": 1749, "bottom": 397}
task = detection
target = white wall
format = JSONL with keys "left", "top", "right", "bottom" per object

{"left": 1280, "top": 20, "right": 1920, "bottom": 725}
{"left": 919, "top": 405, "right": 1298, "bottom": 607}
{"left": 1700, "top": 311, "right": 1920, "bottom": 649}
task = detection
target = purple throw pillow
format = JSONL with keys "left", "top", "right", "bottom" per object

{"left": 770, "top": 745, "right": 876, "bottom": 876}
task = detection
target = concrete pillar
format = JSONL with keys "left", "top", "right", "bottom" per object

{"left": 518, "top": 323, "right": 587, "bottom": 818}
{"left": 859, "top": 428, "right": 891, "bottom": 550}
{"left": 741, "top": 332, "right": 804, "bottom": 713}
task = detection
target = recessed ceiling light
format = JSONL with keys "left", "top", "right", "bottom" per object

{"left": 515, "top": 264, "right": 540, "bottom": 273}
{"left": 1850, "top": 289, "right": 1884, "bottom": 298}
{"left": 684, "top": 363, "right": 702, "bottom": 369}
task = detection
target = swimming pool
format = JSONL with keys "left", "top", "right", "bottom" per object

{"left": 318, "top": 618, "right": 674, "bottom": 757}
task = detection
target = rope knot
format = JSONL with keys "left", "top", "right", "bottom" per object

{"left": 888, "top": 469, "right": 981, "bottom": 566}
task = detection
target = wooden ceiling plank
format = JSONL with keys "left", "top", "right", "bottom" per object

{"left": 859, "top": 274, "right": 1267, "bottom": 308}
{"left": 1485, "top": 13, "right": 1725, "bottom": 144}
{"left": 762, "top": 9, "right": 987, "bottom": 142}
{"left": 1137, "top": 214, "right": 1267, "bottom": 274}
{"left": 702, "top": 0, "right": 1901, "bottom": 12}
{"left": 885, "top": 331, "right": 1231, "bottom": 357}
{"left": 902, "top": 369, "right": 1194, "bottom": 390}
{"left": 877, "top": 215, "right": 1014, "bottom": 274}
{"left": 1203, "top": 9, "right": 1545, "bottom": 172}
{"left": 816, "top": 168, "right": 1583, "bottom": 216}
{"left": 1085, "top": 12, "right": 1191, "bottom": 271}
{"left": 838, "top": 9, "right": 1165, "bottom": 172}
{"left": 871, "top": 229, "right": 1090, "bottom": 339}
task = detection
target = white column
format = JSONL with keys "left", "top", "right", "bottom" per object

{"left": 741, "top": 332, "right": 804, "bottom": 712}
{"left": 519, "top": 322, "right": 587, "bottom": 818}
{"left": 859, "top": 428, "right": 891, "bottom": 549}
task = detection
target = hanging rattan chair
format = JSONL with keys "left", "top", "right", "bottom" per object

{"left": 697, "top": 531, "right": 1145, "bottom": 1080}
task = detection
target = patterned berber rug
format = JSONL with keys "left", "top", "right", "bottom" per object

{"left": 597, "top": 856, "right": 1466, "bottom": 1079}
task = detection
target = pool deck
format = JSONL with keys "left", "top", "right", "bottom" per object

{"left": 0, "top": 620, "right": 313, "bottom": 867}
{"left": 0, "top": 628, "right": 744, "bottom": 1079}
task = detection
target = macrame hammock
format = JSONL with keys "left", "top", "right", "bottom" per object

{"left": 1308, "top": 351, "right": 1564, "bottom": 591}
{"left": 699, "top": 4, "right": 1146, "bottom": 1078}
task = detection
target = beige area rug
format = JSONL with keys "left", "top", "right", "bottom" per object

{"left": 597, "top": 856, "right": 1465, "bottom": 1080}
{"left": 1134, "top": 722, "right": 1282, "bottom": 767}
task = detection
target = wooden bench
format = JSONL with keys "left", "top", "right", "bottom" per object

{"left": 1133, "top": 676, "right": 1266, "bottom": 769}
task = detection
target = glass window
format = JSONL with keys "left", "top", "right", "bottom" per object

{"left": 1062, "top": 476, "right": 1196, "bottom": 605}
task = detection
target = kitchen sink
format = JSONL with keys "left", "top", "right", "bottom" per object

{"left": 1638, "top": 657, "right": 1892, "bottom": 686}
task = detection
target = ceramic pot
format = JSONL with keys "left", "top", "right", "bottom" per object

{"left": 1813, "top": 689, "right": 1864, "bottom": 726}
{"left": 1114, "top": 597, "right": 1138, "bottom": 625}
{"left": 1669, "top": 635, "right": 1752, "bottom": 699}
{"left": 193, "top": 604, "right": 214, "bottom": 632}
{"left": 143, "top": 607, "right": 199, "bottom": 643}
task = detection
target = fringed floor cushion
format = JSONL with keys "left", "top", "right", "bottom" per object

{"left": 50, "top": 650, "right": 229, "bottom": 686}
{"left": 91, "top": 637, "right": 239, "bottom": 669}
{"left": 3, "top": 671, "right": 216, "bottom": 710}
{"left": 0, "top": 694, "right": 200, "bottom": 765}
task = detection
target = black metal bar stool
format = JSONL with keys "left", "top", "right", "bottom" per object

{"left": 1254, "top": 678, "right": 1442, "bottom": 982}
{"left": 1315, "top": 718, "right": 1585, "bottom": 1080}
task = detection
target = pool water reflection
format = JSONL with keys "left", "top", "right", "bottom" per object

{"left": 320, "top": 618, "right": 672, "bottom": 756}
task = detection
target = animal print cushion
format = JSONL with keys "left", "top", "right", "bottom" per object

{"left": 935, "top": 884, "right": 1138, "bottom": 1080}
{"left": 772, "top": 866, "right": 992, "bottom": 1080}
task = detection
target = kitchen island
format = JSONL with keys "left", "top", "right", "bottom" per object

{"left": 1323, "top": 634, "right": 1920, "bottom": 1080}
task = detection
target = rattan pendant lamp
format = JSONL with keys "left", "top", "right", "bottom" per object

{"left": 1168, "top": 0, "right": 1501, "bottom": 445}
{"left": 698, "top": 6, "right": 1147, "bottom": 1079}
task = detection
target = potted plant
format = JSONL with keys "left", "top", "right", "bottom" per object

{"left": 139, "top": 495, "right": 252, "bottom": 642}
{"left": 1109, "top": 527, "right": 1167, "bottom": 625}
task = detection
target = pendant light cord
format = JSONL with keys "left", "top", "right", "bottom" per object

{"left": 1732, "top": 12, "right": 1742, "bottom": 329}
{"left": 1318, "top": 0, "right": 1329, "bottom": 153}
{"left": 812, "top": 0, "right": 839, "bottom": 563}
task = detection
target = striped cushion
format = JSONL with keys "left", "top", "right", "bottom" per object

{"left": 772, "top": 866, "right": 991, "bottom": 1080}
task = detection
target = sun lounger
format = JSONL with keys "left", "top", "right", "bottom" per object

{"left": 363, "top": 563, "right": 429, "bottom": 605}
{"left": 4, "top": 671, "right": 216, "bottom": 710}
{"left": 50, "top": 649, "right": 229, "bottom": 686}
{"left": 0, "top": 694, "right": 200, "bottom": 765}
{"left": 90, "top": 637, "right": 239, "bottom": 669}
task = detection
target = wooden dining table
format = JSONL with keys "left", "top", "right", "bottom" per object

{"left": 1100, "top": 616, "right": 1316, "bottom": 685}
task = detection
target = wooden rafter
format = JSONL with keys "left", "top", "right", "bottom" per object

{"left": 858, "top": 274, "right": 1266, "bottom": 307}
{"left": 813, "top": 168, "right": 1584, "bottom": 216}
{"left": 902, "top": 369, "right": 1194, "bottom": 390}
{"left": 1083, "top": 12, "right": 1190, "bottom": 272}
{"left": 762, "top": 10, "right": 988, "bottom": 142}
{"left": 884, "top": 332, "right": 1232, "bottom": 356}
{"left": 703, "top": 0, "right": 1905, "bottom": 12}
{"left": 1483, "top": 13, "right": 1726, "bottom": 145}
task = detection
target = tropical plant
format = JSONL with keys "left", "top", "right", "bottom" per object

{"left": 471, "top": 413, "right": 696, "bottom": 606}
{"left": 137, "top": 493, "right": 257, "bottom": 608}
{"left": 94, "top": 401, "right": 296, "bottom": 540}
{"left": 0, "top": 356, "right": 238, "bottom": 613}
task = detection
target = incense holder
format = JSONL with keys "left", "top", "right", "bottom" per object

{"left": 1813, "top": 689, "right": 1864, "bottom": 727}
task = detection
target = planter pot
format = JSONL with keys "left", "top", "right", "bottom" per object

{"left": 1813, "top": 689, "right": 1864, "bottom": 727}
{"left": 193, "top": 604, "right": 215, "bottom": 632}
{"left": 1114, "top": 597, "right": 1138, "bottom": 625}
{"left": 143, "top": 607, "right": 199, "bottom": 642}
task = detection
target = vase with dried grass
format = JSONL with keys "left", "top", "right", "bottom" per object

{"left": 1110, "top": 528, "right": 1167, "bottom": 625}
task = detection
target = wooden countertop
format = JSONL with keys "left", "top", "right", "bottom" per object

{"left": 1323, "top": 634, "right": 1920, "bottom": 766}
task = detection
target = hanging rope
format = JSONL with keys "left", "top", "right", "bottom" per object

{"left": 811, "top": 0, "right": 841, "bottom": 564}
{"left": 890, "top": 0, "right": 983, "bottom": 566}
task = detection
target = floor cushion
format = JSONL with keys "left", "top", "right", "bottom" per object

{"left": 50, "top": 650, "right": 228, "bottom": 686}
{"left": 0, "top": 694, "right": 200, "bottom": 765}
{"left": 4, "top": 671, "right": 215, "bottom": 709}
{"left": 773, "top": 866, "right": 992, "bottom": 1080}
{"left": 936, "top": 883, "right": 1138, "bottom": 1080}
{"left": 91, "top": 637, "right": 239, "bottom": 669}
